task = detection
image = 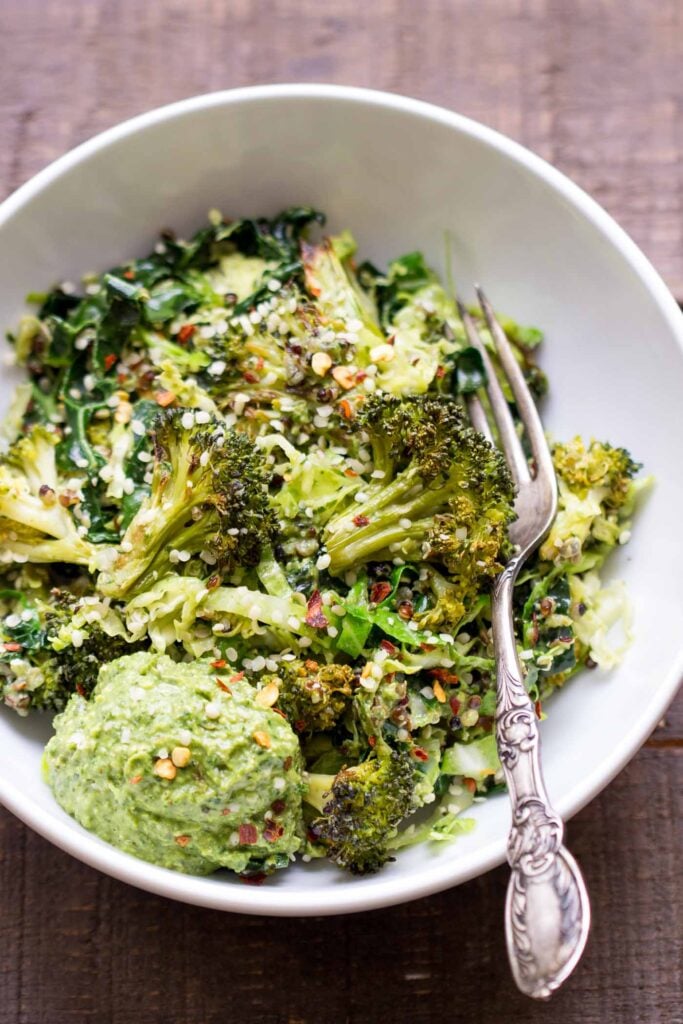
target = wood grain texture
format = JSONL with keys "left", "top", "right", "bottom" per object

{"left": 0, "top": 1, "right": 681, "bottom": 1022}
{"left": 1, "top": 0, "right": 682, "bottom": 294}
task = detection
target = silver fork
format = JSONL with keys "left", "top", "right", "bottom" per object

{"left": 456, "top": 289, "right": 590, "bottom": 999}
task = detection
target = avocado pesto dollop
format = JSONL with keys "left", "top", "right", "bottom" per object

{"left": 43, "top": 652, "right": 305, "bottom": 875}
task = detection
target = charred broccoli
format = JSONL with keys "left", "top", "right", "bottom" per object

{"left": 540, "top": 438, "right": 641, "bottom": 565}
{"left": 98, "top": 410, "right": 278, "bottom": 597}
{"left": 0, "top": 590, "right": 137, "bottom": 713}
{"left": 264, "top": 658, "right": 356, "bottom": 733}
{"left": 412, "top": 566, "right": 475, "bottom": 633}
{"left": 306, "top": 742, "right": 416, "bottom": 874}
{"left": 323, "top": 395, "right": 515, "bottom": 610}
{"left": 551, "top": 437, "right": 639, "bottom": 508}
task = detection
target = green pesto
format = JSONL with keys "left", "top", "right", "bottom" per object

{"left": 43, "top": 652, "right": 304, "bottom": 875}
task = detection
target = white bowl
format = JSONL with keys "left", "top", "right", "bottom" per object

{"left": 0, "top": 85, "right": 681, "bottom": 916}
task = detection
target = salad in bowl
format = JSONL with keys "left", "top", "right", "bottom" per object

{"left": 0, "top": 206, "right": 645, "bottom": 882}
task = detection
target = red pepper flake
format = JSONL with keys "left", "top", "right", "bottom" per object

{"left": 174, "top": 834, "right": 191, "bottom": 847}
{"left": 2, "top": 642, "right": 22, "bottom": 653}
{"left": 463, "top": 777, "right": 477, "bottom": 794}
{"left": 535, "top": 699, "right": 543, "bottom": 719}
{"left": 397, "top": 601, "right": 414, "bottom": 620}
{"left": 211, "top": 659, "right": 227, "bottom": 669}
{"left": 344, "top": 468, "right": 358, "bottom": 477}
{"left": 221, "top": 808, "right": 232, "bottom": 815}
{"left": 294, "top": 719, "right": 307, "bottom": 733}
{"left": 243, "top": 370, "right": 259, "bottom": 384}
{"left": 305, "top": 589, "right": 329, "bottom": 629}
{"left": 435, "top": 364, "right": 446, "bottom": 379}
{"left": 123, "top": 269, "right": 136, "bottom": 280}
{"left": 155, "top": 389, "right": 176, "bottom": 407}
{"left": 238, "top": 823, "right": 258, "bottom": 846}
{"left": 271, "top": 707, "right": 288, "bottom": 720}
{"left": 370, "top": 581, "right": 392, "bottom": 604}
{"left": 449, "top": 697, "right": 461, "bottom": 715}
{"left": 230, "top": 671, "right": 245, "bottom": 682}
{"left": 271, "top": 799, "right": 286, "bottom": 815}
{"left": 355, "top": 370, "right": 367, "bottom": 383}
{"left": 264, "top": 821, "right": 284, "bottom": 843}
{"left": 129, "top": 775, "right": 143, "bottom": 785}
{"left": 283, "top": 756, "right": 293, "bottom": 771}
{"left": 206, "top": 574, "right": 221, "bottom": 590}
{"left": 368, "top": 735, "right": 377, "bottom": 748}
{"left": 177, "top": 323, "right": 196, "bottom": 344}
{"left": 104, "top": 354, "right": 117, "bottom": 371}
{"left": 353, "top": 514, "right": 370, "bottom": 528}
{"left": 255, "top": 356, "right": 264, "bottom": 370}
{"left": 241, "top": 873, "right": 267, "bottom": 886}
{"left": 216, "top": 679, "right": 232, "bottom": 695}
{"left": 412, "top": 746, "right": 429, "bottom": 762}
{"left": 117, "top": 372, "right": 128, "bottom": 385}
{"left": 429, "top": 667, "right": 460, "bottom": 685}
{"left": 420, "top": 642, "right": 436, "bottom": 653}
{"left": 75, "top": 683, "right": 86, "bottom": 698}
{"left": 380, "top": 639, "right": 398, "bottom": 655}
{"left": 339, "top": 398, "right": 354, "bottom": 420}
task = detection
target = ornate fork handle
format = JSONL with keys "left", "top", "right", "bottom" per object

{"left": 493, "top": 561, "right": 590, "bottom": 999}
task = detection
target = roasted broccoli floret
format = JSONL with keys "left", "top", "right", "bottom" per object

{"left": 0, "top": 426, "right": 96, "bottom": 568}
{"left": 98, "top": 410, "right": 278, "bottom": 597}
{"left": 306, "top": 742, "right": 416, "bottom": 874}
{"left": 263, "top": 658, "right": 356, "bottom": 733}
{"left": 0, "top": 590, "right": 136, "bottom": 713}
{"left": 540, "top": 438, "right": 641, "bottom": 565}
{"left": 413, "top": 566, "right": 472, "bottom": 633}
{"left": 323, "top": 396, "right": 516, "bottom": 611}
{"left": 552, "top": 438, "right": 639, "bottom": 508}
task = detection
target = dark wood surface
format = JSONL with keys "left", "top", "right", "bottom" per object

{"left": 0, "top": 2, "right": 681, "bottom": 1022}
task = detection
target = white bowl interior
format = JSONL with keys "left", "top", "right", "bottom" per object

{"left": 0, "top": 87, "right": 682, "bottom": 914}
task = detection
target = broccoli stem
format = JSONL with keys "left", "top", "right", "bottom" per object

{"left": 325, "top": 469, "right": 471, "bottom": 573}
{"left": 303, "top": 773, "right": 336, "bottom": 814}
{"left": 327, "top": 517, "right": 432, "bottom": 570}
{"left": 0, "top": 496, "right": 76, "bottom": 539}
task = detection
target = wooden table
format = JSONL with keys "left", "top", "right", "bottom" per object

{"left": 0, "top": 3, "right": 681, "bottom": 1022}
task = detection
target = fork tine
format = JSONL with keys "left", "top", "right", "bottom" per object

{"left": 465, "top": 394, "right": 493, "bottom": 443}
{"left": 475, "top": 287, "right": 555, "bottom": 481}
{"left": 456, "top": 299, "right": 531, "bottom": 484}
